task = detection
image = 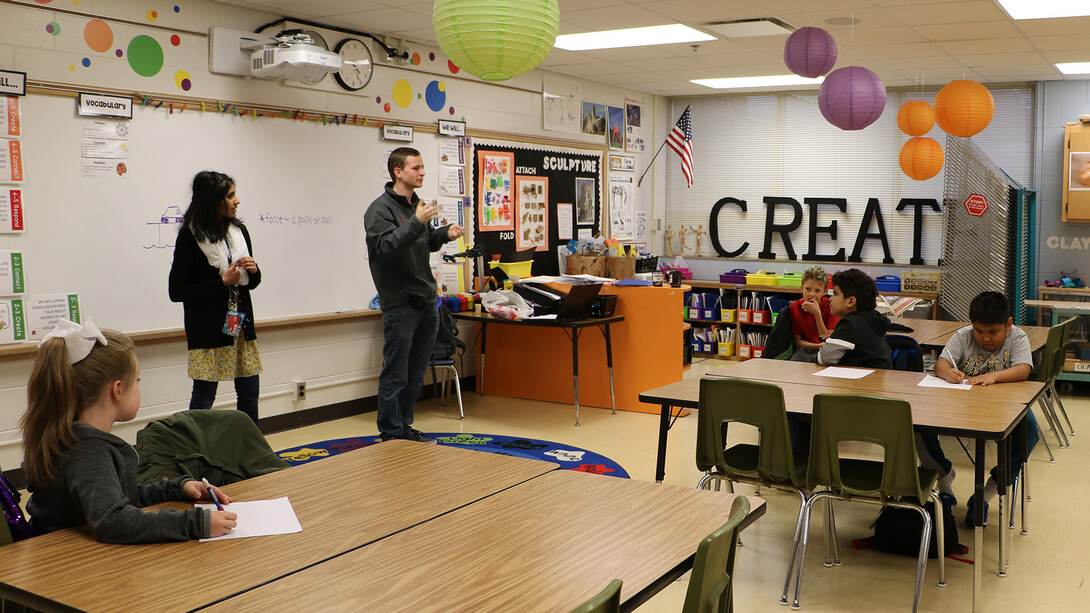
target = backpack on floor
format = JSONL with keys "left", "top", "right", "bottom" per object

{"left": 432, "top": 303, "right": 466, "bottom": 361}
{"left": 1, "top": 472, "right": 35, "bottom": 544}
{"left": 854, "top": 500, "right": 960, "bottom": 559}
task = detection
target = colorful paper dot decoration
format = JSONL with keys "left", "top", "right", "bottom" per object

{"left": 899, "top": 137, "right": 944, "bottom": 181}
{"left": 392, "top": 79, "right": 413, "bottom": 108}
{"left": 170, "top": 35, "right": 180, "bottom": 46}
{"left": 127, "top": 35, "right": 164, "bottom": 77}
{"left": 449, "top": 106, "right": 455, "bottom": 115}
{"left": 68, "top": 64, "right": 75, "bottom": 71}
{"left": 425, "top": 80, "right": 447, "bottom": 112}
{"left": 174, "top": 70, "right": 191, "bottom": 91}
{"left": 81, "top": 57, "right": 91, "bottom": 67}
{"left": 46, "top": 22, "right": 60, "bottom": 35}
{"left": 146, "top": 10, "right": 158, "bottom": 22}
{"left": 375, "top": 96, "right": 382, "bottom": 103}
{"left": 429, "top": 52, "right": 435, "bottom": 61}
{"left": 933, "top": 80, "right": 994, "bottom": 138}
{"left": 173, "top": 5, "right": 180, "bottom": 12}
{"left": 448, "top": 60, "right": 460, "bottom": 74}
{"left": 412, "top": 52, "right": 421, "bottom": 66}
{"left": 897, "top": 100, "right": 935, "bottom": 136}
{"left": 34, "top": 0, "right": 53, "bottom": 4}
{"left": 383, "top": 102, "right": 391, "bottom": 113}
{"left": 84, "top": 20, "right": 114, "bottom": 53}
{"left": 115, "top": 49, "right": 123, "bottom": 57}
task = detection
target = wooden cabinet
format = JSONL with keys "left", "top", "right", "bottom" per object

{"left": 1062, "top": 123, "right": 1090, "bottom": 221}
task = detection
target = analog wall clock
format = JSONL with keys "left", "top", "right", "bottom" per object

{"left": 334, "top": 37, "right": 374, "bottom": 92}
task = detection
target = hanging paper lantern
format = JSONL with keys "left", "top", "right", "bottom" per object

{"left": 817, "top": 66, "right": 887, "bottom": 131}
{"left": 899, "top": 137, "right": 944, "bottom": 181}
{"left": 933, "top": 80, "right": 994, "bottom": 138}
{"left": 783, "top": 26, "right": 838, "bottom": 78}
{"left": 433, "top": 0, "right": 559, "bottom": 82}
{"left": 897, "top": 100, "right": 935, "bottom": 136}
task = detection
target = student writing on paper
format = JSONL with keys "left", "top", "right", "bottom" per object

{"left": 928, "top": 291, "right": 1036, "bottom": 526}
{"left": 788, "top": 265, "right": 840, "bottom": 362}
{"left": 20, "top": 321, "right": 237, "bottom": 544}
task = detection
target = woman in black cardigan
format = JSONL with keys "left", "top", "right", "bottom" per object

{"left": 168, "top": 171, "right": 262, "bottom": 424}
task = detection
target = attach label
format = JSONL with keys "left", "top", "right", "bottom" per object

{"left": 438, "top": 119, "right": 466, "bottom": 137}
{"left": 0, "top": 70, "right": 26, "bottom": 97}
{"left": 382, "top": 124, "right": 414, "bottom": 142}
{"left": 78, "top": 93, "right": 133, "bottom": 119}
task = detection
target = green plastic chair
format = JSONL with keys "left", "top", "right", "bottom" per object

{"left": 568, "top": 579, "right": 621, "bottom": 613}
{"left": 696, "top": 377, "right": 838, "bottom": 606}
{"left": 1034, "top": 318, "right": 1075, "bottom": 448}
{"left": 789, "top": 393, "right": 945, "bottom": 613}
{"left": 681, "top": 496, "right": 751, "bottom": 613}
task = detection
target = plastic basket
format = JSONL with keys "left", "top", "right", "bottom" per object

{"left": 902, "top": 270, "right": 942, "bottom": 293}
{"left": 875, "top": 275, "right": 901, "bottom": 292}
{"left": 720, "top": 269, "right": 749, "bottom": 284}
{"left": 635, "top": 256, "right": 659, "bottom": 273}
{"left": 778, "top": 272, "right": 803, "bottom": 287}
{"left": 746, "top": 271, "right": 778, "bottom": 286}
{"left": 589, "top": 294, "right": 618, "bottom": 318}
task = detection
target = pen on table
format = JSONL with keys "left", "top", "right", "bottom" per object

{"left": 202, "top": 477, "right": 224, "bottom": 511}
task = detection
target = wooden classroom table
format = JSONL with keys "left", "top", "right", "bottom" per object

{"left": 889, "top": 317, "right": 1050, "bottom": 352}
{"left": 202, "top": 470, "right": 766, "bottom": 613}
{"left": 0, "top": 440, "right": 558, "bottom": 613}
{"left": 638, "top": 360, "right": 1046, "bottom": 613}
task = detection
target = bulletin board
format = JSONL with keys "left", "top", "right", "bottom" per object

{"left": 470, "top": 141, "right": 603, "bottom": 277}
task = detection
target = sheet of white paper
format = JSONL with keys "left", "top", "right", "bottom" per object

{"left": 528, "top": 314, "right": 558, "bottom": 319}
{"left": 197, "top": 496, "right": 302, "bottom": 542}
{"left": 813, "top": 367, "right": 874, "bottom": 379}
{"left": 917, "top": 374, "right": 973, "bottom": 390}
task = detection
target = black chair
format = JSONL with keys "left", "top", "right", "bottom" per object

{"left": 761, "top": 305, "right": 795, "bottom": 360}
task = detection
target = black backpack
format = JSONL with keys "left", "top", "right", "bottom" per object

{"left": 432, "top": 303, "right": 466, "bottom": 361}
{"left": 856, "top": 500, "right": 960, "bottom": 559}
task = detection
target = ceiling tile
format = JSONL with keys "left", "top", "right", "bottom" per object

{"left": 883, "top": 1, "right": 1007, "bottom": 25}
{"left": 934, "top": 37, "right": 1034, "bottom": 55}
{"left": 912, "top": 20, "right": 1022, "bottom": 42}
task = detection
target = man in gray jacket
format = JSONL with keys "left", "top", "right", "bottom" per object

{"left": 365, "top": 147, "right": 465, "bottom": 442}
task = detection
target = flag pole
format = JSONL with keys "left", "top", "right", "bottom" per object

{"left": 636, "top": 140, "right": 668, "bottom": 188}
{"left": 636, "top": 102, "right": 694, "bottom": 188}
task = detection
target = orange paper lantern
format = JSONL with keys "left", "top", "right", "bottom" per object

{"left": 933, "top": 80, "right": 994, "bottom": 138}
{"left": 899, "top": 137, "right": 944, "bottom": 180}
{"left": 897, "top": 100, "right": 935, "bottom": 136}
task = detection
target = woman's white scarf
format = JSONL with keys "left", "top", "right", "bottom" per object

{"left": 195, "top": 223, "right": 250, "bottom": 286}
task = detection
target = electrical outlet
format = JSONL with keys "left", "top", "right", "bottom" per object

{"left": 292, "top": 380, "right": 306, "bottom": 401}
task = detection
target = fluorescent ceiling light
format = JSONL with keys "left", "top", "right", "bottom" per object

{"left": 691, "top": 75, "right": 824, "bottom": 89}
{"left": 554, "top": 24, "right": 714, "bottom": 51}
{"left": 703, "top": 18, "right": 794, "bottom": 38}
{"left": 1056, "top": 62, "right": 1090, "bottom": 74}
{"left": 996, "top": 0, "right": 1090, "bottom": 19}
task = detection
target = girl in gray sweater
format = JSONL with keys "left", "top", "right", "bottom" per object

{"left": 21, "top": 320, "right": 237, "bottom": 544}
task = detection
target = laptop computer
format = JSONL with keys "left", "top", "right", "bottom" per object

{"left": 555, "top": 283, "right": 603, "bottom": 321}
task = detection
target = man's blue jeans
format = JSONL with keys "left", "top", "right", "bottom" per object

{"left": 377, "top": 303, "right": 438, "bottom": 437}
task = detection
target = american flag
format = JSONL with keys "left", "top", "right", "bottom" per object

{"left": 666, "top": 106, "right": 693, "bottom": 187}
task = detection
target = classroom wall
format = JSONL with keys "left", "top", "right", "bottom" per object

{"left": 0, "top": 0, "right": 662, "bottom": 471}
{"left": 1036, "top": 80, "right": 1090, "bottom": 286}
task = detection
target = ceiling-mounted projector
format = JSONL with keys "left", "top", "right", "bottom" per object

{"left": 248, "top": 30, "right": 341, "bottom": 81}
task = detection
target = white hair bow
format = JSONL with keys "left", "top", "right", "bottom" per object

{"left": 42, "top": 319, "right": 107, "bottom": 364}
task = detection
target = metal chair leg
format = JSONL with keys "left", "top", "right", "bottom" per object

{"left": 791, "top": 494, "right": 824, "bottom": 610}
{"left": 1049, "top": 381, "right": 1075, "bottom": 436}
{"left": 909, "top": 503, "right": 934, "bottom": 613}
{"left": 930, "top": 492, "right": 946, "bottom": 587}
{"left": 1037, "top": 397, "right": 1066, "bottom": 449}
{"left": 1044, "top": 390, "right": 1070, "bottom": 447}
{"left": 780, "top": 489, "right": 808, "bottom": 607}
{"left": 1035, "top": 419, "right": 1055, "bottom": 462}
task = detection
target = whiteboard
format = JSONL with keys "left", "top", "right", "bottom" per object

{"left": 10, "top": 93, "right": 443, "bottom": 333}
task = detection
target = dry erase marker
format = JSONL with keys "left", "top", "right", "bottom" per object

{"left": 202, "top": 477, "right": 224, "bottom": 511}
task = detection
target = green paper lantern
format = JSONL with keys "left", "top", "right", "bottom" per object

{"left": 433, "top": 0, "right": 559, "bottom": 82}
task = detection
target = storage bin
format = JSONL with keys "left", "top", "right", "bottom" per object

{"left": 635, "top": 255, "right": 659, "bottom": 273}
{"left": 703, "top": 307, "right": 720, "bottom": 320}
{"left": 778, "top": 272, "right": 804, "bottom": 287}
{"left": 589, "top": 294, "right": 618, "bottom": 318}
{"left": 738, "top": 344, "right": 753, "bottom": 359}
{"left": 718, "top": 341, "right": 737, "bottom": 357}
{"left": 738, "top": 309, "right": 752, "bottom": 324}
{"left": 720, "top": 268, "right": 749, "bottom": 284}
{"left": 1075, "top": 342, "right": 1090, "bottom": 361}
{"left": 752, "top": 346, "right": 765, "bottom": 359}
{"left": 663, "top": 266, "right": 692, "bottom": 280}
{"left": 751, "top": 310, "right": 771, "bottom": 325}
{"left": 902, "top": 270, "right": 942, "bottom": 293}
{"left": 720, "top": 309, "right": 737, "bottom": 323}
{"left": 875, "top": 275, "right": 901, "bottom": 292}
{"left": 490, "top": 259, "right": 534, "bottom": 279}
{"left": 746, "top": 271, "right": 778, "bottom": 286}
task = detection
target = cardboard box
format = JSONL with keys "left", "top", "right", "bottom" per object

{"left": 604, "top": 256, "right": 637, "bottom": 280}
{"left": 566, "top": 254, "right": 605, "bottom": 277}
{"left": 1075, "top": 342, "right": 1090, "bottom": 361}
{"left": 0, "top": 250, "right": 26, "bottom": 295}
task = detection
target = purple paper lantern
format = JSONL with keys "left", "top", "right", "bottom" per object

{"left": 817, "top": 66, "right": 887, "bottom": 131}
{"left": 783, "top": 26, "right": 837, "bottom": 78}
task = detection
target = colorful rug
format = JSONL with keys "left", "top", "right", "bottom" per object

{"left": 276, "top": 432, "right": 629, "bottom": 478}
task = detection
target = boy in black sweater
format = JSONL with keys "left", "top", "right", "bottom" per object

{"left": 817, "top": 268, "right": 892, "bottom": 369}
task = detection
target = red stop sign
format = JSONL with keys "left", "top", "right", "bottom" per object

{"left": 964, "top": 193, "right": 988, "bottom": 217}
